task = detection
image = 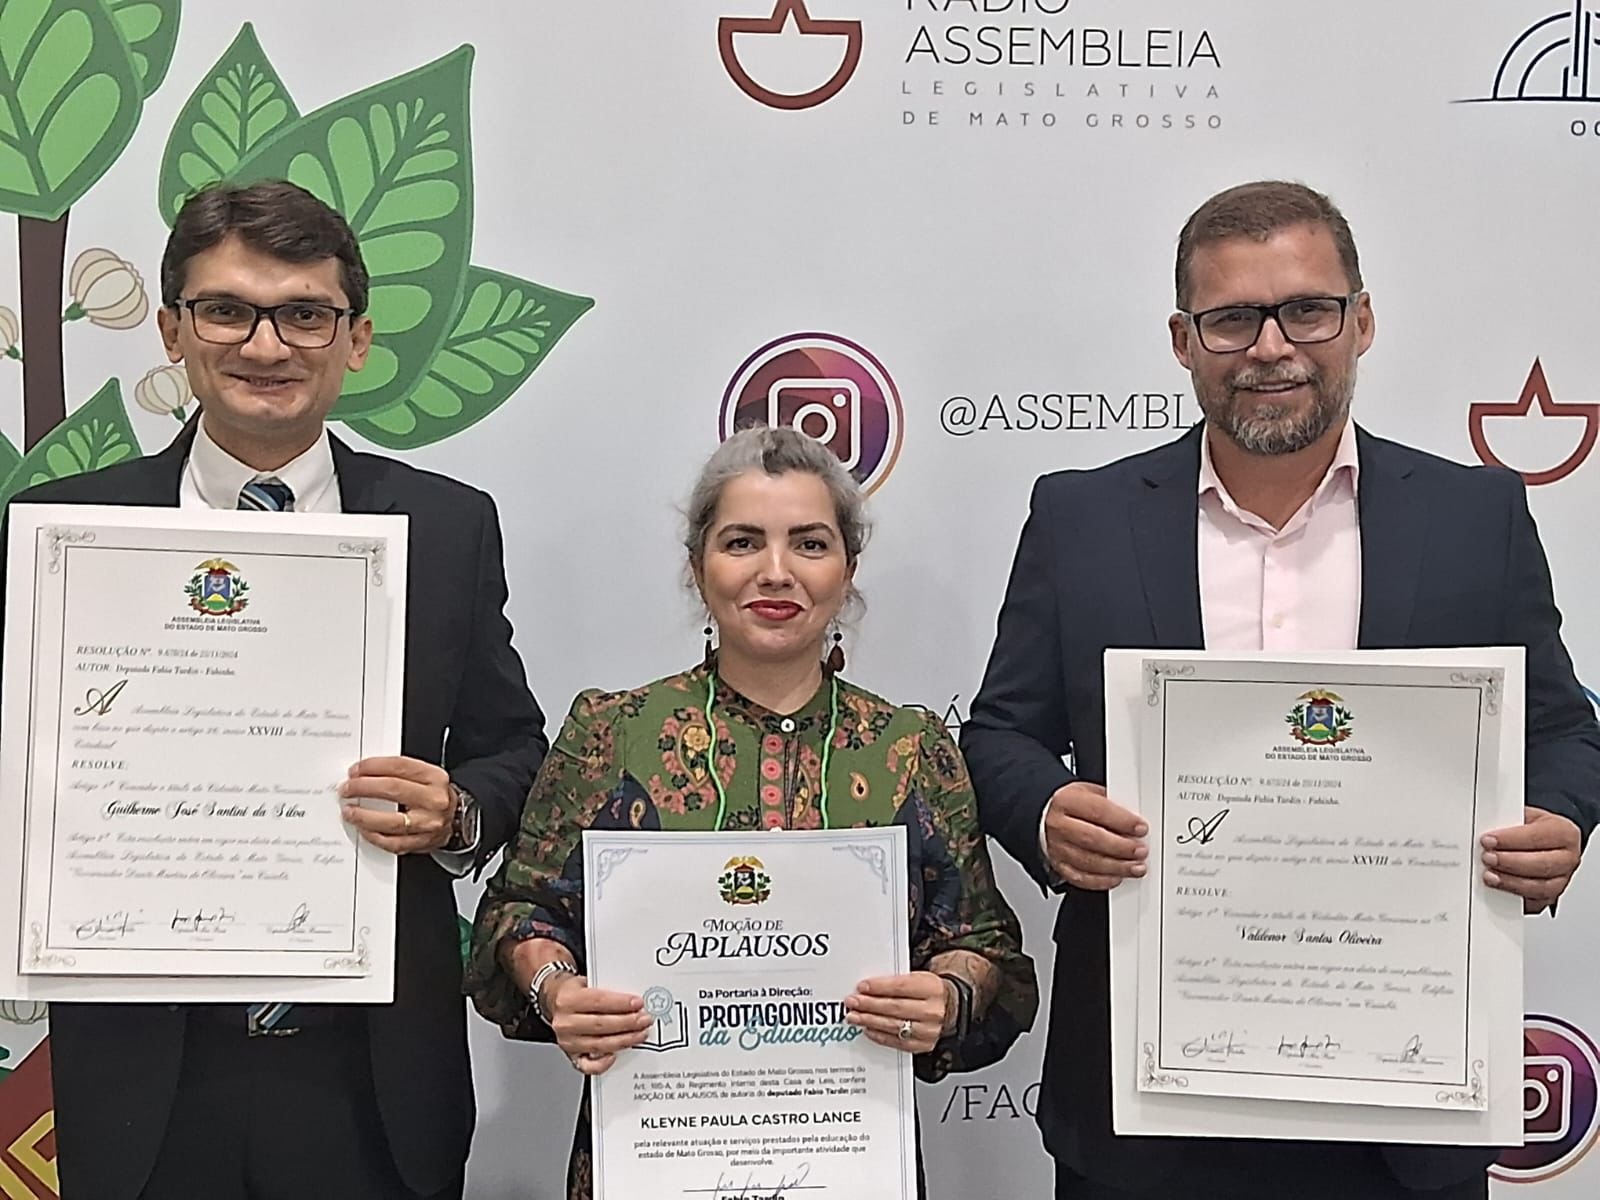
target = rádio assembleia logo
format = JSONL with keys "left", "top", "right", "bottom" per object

{"left": 1468, "top": 359, "right": 1598, "bottom": 487}
{"left": 719, "top": 0, "right": 863, "bottom": 110}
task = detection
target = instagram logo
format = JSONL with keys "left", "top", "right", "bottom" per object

{"left": 720, "top": 332, "right": 904, "bottom": 493}
{"left": 1491, "top": 1015, "right": 1600, "bottom": 1183}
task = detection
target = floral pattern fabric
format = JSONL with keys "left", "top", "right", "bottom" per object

{"left": 466, "top": 663, "right": 1037, "bottom": 1200}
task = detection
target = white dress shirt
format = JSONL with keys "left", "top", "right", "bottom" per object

{"left": 180, "top": 418, "right": 341, "bottom": 514}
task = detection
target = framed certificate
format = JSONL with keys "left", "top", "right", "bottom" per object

{"left": 0, "top": 505, "right": 407, "bottom": 1002}
{"left": 584, "top": 828, "right": 919, "bottom": 1200}
{"left": 1106, "top": 648, "right": 1526, "bottom": 1145}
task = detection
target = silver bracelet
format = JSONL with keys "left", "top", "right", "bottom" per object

{"left": 529, "top": 959, "right": 578, "bottom": 1025}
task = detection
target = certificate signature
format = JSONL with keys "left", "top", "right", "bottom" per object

{"left": 74, "top": 910, "right": 143, "bottom": 941}
{"left": 268, "top": 901, "right": 332, "bottom": 936}
{"left": 688, "top": 1163, "right": 819, "bottom": 1199}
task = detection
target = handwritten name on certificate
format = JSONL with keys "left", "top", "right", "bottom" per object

{"left": 1135, "top": 659, "right": 1510, "bottom": 1111}
{"left": 584, "top": 829, "right": 918, "bottom": 1200}
{"left": 0, "top": 506, "right": 405, "bottom": 996}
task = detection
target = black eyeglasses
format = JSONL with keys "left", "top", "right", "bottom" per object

{"left": 1184, "top": 293, "right": 1360, "bottom": 354}
{"left": 173, "top": 297, "right": 357, "bottom": 349}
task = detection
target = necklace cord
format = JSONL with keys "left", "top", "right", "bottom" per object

{"left": 704, "top": 673, "right": 840, "bottom": 831}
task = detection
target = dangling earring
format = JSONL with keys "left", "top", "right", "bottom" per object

{"left": 825, "top": 627, "right": 845, "bottom": 674}
{"left": 703, "top": 623, "right": 715, "bottom": 666}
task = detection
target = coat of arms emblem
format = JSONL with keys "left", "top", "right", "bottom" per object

{"left": 718, "top": 855, "right": 771, "bottom": 905}
{"left": 1286, "top": 689, "right": 1354, "bottom": 745}
{"left": 185, "top": 559, "right": 250, "bottom": 616}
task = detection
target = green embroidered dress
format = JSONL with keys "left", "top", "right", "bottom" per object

{"left": 467, "top": 664, "right": 1037, "bottom": 1200}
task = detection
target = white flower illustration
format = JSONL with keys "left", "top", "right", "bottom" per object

{"left": 66, "top": 248, "right": 150, "bottom": 330}
{"left": 0, "top": 998, "right": 48, "bottom": 1026}
{"left": 135, "top": 363, "right": 193, "bottom": 421}
{"left": 0, "top": 303, "right": 18, "bottom": 359}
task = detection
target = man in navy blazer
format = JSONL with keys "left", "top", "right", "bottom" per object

{"left": 1, "top": 181, "right": 546, "bottom": 1200}
{"left": 962, "top": 181, "right": 1600, "bottom": 1200}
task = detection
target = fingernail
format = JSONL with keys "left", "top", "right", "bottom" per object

{"left": 347, "top": 764, "right": 358, "bottom": 777}
{"left": 1482, "top": 852, "right": 1498, "bottom": 867}
{"left": 1131, "top": 864, "right": 1147, "bottom": 877}
{"left": 1480, "top": 835, "right": 1497, "bottom": 849}
{"left": 1134, "top": 845, "right": 1149, "bottom": 860}
{"left": 1484, "top": 871, "right": 1500, "bottom": 886}
{"left": 1134, "top": 824, "right": 1149, "bottom": 837}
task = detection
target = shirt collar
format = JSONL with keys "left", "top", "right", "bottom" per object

{"left": 1198, "top": 418, "right": 1360, "bottom": 520}
{"left": 189, "top": 416, "right": 336, "bottom": 511}
{"left": 695, "top": 658, "right": 839, "bottom": 734}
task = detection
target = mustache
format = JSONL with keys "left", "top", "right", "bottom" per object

{"left": 1228, "top": 366, "right": 1315, "bottom": 390}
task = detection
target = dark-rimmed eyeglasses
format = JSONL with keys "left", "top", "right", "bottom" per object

{"left": 172, "top": 298, "right": 357, "bottom": 349}
{"left": 1184, "top": 293, "right": 1361, "bottom": 354}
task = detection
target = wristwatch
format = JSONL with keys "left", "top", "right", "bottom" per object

{"left": 444, "top": 782, "right": 480, "bottom": 853}
{"left": 530, "top": 959, "right": 578, "bottom": 1025}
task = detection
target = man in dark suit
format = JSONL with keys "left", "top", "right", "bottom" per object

{"left": 1, "top": 181, "right": 547, "bottom": 1199}
{"left": 962, "top": 180, "right": 1600, "bottom": 1200}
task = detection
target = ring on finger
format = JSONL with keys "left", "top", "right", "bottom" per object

{"left": 897, "top": 1018, "right": 915, "bottom": 1043}
{"left": 401, "top": 809, "right": 411, "bottom": 833}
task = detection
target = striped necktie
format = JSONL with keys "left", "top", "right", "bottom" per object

{"left": 240, "top": 475, "right": 296, "bottom": 1033}
{"left": 238, "top": 478, "right": 295, "bottom": 511}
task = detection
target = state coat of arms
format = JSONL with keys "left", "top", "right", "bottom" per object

{"left": 1286, "top": 690, "right": 1354, "bottom": 745}
{"left": 185, "top": 559, "right": 250, "bottom": 616}
{"left": 718, "top": 855, "right": 771, "bottom": 905}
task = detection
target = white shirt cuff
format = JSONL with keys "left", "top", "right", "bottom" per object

{"left": 430, "top": 826, "right": 481, "bottom": 878}
{"left": 1037, "top": 798, "right": 1062, "bottom": 887}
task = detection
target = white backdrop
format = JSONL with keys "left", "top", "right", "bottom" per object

{"left": 1, "top": 2, "right": 1598, "bottom": 1196}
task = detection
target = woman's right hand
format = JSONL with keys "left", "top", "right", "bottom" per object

{"left": 543, "top": 972, "right": 653, "bottom": 1076}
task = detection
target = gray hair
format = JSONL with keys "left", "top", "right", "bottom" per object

{"left": 684, "top": 426, "right": 871, "bottom": 573}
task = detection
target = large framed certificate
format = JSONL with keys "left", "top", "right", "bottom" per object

{"left": 1107, "top": 649, "right": 1525, "bottom": 1145}
{"left": 584, "top": 828, "right": 918, "bottom": 1200}
{"left": 0, "top": 505, "right": 407, "bottom": 1003}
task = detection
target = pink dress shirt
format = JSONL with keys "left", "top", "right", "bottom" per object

{"left": 1198, "top": 420, "right": 1362, "bottom": 653}
{"left": 1039, "top": 422, "right": 1364, "bottom": 866}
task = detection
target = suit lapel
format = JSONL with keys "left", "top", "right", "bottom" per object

{"left": 1131, "top": 425, "right": 1205, "bottom": 648}
{"left": 329, "top": 436, "right": 400, "bottom": 515}
{"left": 1355, "top": 427, "right": 1424, "bottom": 648}
{"left": 117, "top": 417, "right": 199, "bottom": 506}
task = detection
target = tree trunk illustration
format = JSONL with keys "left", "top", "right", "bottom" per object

{"left": 18, "top": 213, "right": 69, "bottom": 450}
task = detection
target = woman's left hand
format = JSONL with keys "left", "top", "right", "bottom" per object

{"left": 844, "top": 971, "right": 952, "bottom": 1054}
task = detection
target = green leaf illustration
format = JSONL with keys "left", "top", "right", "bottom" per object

{"left": 230, "top": 46, "right": 476, "bottom": 420}
{"left": 102, "top": 0, "right": 181, "bottom": 98}
{"left": 346, "top": 266, "right": 592, "bottom": 449}
{"left": 0, "top": 429, "right": 21, "bottom": 485}
{"left": 156, "top": 23, "right": 298, "bottom": 225}
{"left": 0, "top": 0, "right": 144, "bottom": 219}
{"left": 0, "top": 377, "right": 140, "bottom": 506}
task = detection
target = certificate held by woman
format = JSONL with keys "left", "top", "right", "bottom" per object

{"left": 584, "top": 825, "right": 915, "bottom": 1199}
{"left": 469, "top": 426, "right": 1037, "bottom": 1200}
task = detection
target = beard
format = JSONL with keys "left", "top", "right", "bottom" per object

{"left": 1196, "top": 359, "right": 1356, "bottom": 456}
